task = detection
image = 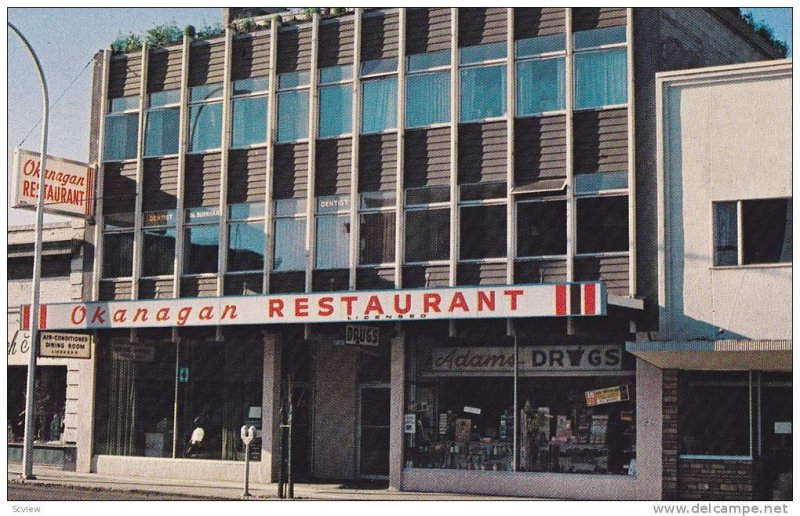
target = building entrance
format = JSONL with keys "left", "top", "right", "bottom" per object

{"left": 357, "top": 384, "right": 390, "bottom": 478}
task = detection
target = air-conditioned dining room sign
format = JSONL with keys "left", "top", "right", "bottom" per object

{"left": 11, "top": 148, "right": 95, "bottom": 218}
{"left": 21, "top": 282, "right": 605, "bottom": 331}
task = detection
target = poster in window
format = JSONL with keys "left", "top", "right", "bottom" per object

{"left": 455, "top": 418, "right": 472, "bottom": 442}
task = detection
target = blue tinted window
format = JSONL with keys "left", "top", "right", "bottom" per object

{"left": 319, "top": 84, "right": 353, "bottom": 138}
{"left": 406, "top": 72, "right": 450, "bottom": 128}
{"left": 228, "top": 221, "right": 265, "bottom": 272}
{"left": 233, "top": 77, "right": 269, "bottom": 95}
{"left": 188, "top": 102, "right": 223, "bottom": 152}
{"left": 361, "top": 77, "right": 397, "bottom": 134}
{"left": 273, "top": 217, "right": 306, "bottom": 272}
{"left": 110, "top": 96, "right": 140, "bottom": 113}
{"left": 516, "top": 34, "right": 566, "bottom": 57}
{"left": 184, "top": 225, "right": 219, "bottom": 274}
{"left": 104, "top": 114, "right": 139, "bottom": 161}
{"left": 361, "top": 58, "right": 398, "bottom": 76}
{"left": 277, "top": 90, "right": 310, "bottom": 142}
{"left": 574, "top": 26, "right": 627, "bottom": 50}
{"left": 316, "top": 214, "right": 350, "bottom": 269}
{"left": 407, "top": 50, "right": 450, "bottom": 72}
{"left": 144, "top": 108, "right": 180, "bottom": 157}
{"left": 460, "top": 65, "right": 506, "bottom": 122}
{"left": 574, "top": 48, "right": 627, "bottom": 109}
{"left": 575, "top": 171, "right": 628, "bottom": 194}
{"left": 516, "top": 57, "right": 565, "bottom": 115}
{"left": 149, "top": 90, "right": 181, "bottom": 107}
{"left": 142, "top": 227, "right": 176, "bottom": 276}
{"left": 232, "top": 96, "right": 267, "bottom": 148}
{"left": 278, "top": 70, "right": 311, "bottom": 90}
{"left": 230, "top": 202, "right": 265, "bottom": 220}
{"left": 190, "top": 83, "right": 224, "bottom": 102}
{"left": 459, "top": 42, "right": 506, "bottom": 65}
{"left": 320, "top": 65, "right": 353, "bottom": 84}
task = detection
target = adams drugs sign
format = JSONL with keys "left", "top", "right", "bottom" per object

{"left": 12, "top": 148, "right": 95, "bottom": 218}
{"left": 21, "top": 282, "right": 605, "bottom": 331}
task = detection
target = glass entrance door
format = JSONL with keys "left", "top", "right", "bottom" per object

{"left": 358, "top": 385, "right": 390, "bottom": 478}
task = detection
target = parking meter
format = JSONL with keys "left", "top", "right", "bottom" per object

{"left": 241, "top": 425, "right": 256, "bottom": 496}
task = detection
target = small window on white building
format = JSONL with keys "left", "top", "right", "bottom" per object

{"left": 713, "top": 198, "right": 792, "bottom": 266}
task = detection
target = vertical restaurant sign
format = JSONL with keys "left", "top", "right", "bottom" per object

{"left": 21, "top": 283, "right": 606, "bottom": 331}
{"left": 12, "top": 148, "right": 95, "bottom": 218}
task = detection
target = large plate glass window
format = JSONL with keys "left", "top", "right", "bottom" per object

{"left": 277, "top": 71, "right": 310, "bottom": 143}
{"left": 576, "top": 195, "right": 628, "bottom": 254}
{"left": 515, "top": 34, "right": 566, "bottom": 116}
{"left": 228, "top": 202, "right": 265, "bottom": 272}
{"left": 188, "top": 83, "right": 223, "bottom": 153}
{"left": 406, "top": 50, "right": 450, "bottom": 129}
{"left": 405, "top": 186, "right": 450, "bottom": 263}
{"left": 141, "top": 210, "right": 177, "bottom": 277}
{"left": 318, "top": 65, "right": 353, "bottom": 139}
{"left": 315, "top": 195, "right": 350, "bottom": 270}
{"left": 460, "top": 42, "right": 507, "bottom": 123}
{"left": 232, "top": 77, "right": 268, "bottom": 148}
{"left": 104, "top": 95, "right": 139, "bottom": 161}
{"left": 183, "top": 206, "right": 220, "bottom": 275}
{"left": 144, "top": 89, "right": 180, "bottom": 158}
{"left": 459, "top": 182, "right": 507, "bottom": 260}
{"left": 516, "top": 198, "right": 567, "bottom": 257}
{"left": 573, "top": 26, "right": 627, "bottom": 110}
{"left": 102, "top": 213, "right": 135, "bottom": 278}
{"left": 273, "top": 199, "right": 307, "bottom": 272}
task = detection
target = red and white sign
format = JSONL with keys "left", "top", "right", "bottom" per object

{"left": 21, "top": 283, "right": 605, "bottom": 331}
{"left": 11, "top": 148, "right": 95, "bottom": 218}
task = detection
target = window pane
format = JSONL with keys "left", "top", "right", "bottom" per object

{"left": 679, "top": 372, "right": 750, "bottom": 456}
{"left": 360, "top": 212, "right": 396, "bottom": 265}
{"left": 361, "top": 58, "right": 398, "bottom": 76}
{"left": 574, "top": 49, "right": 627, "bottom": 109}
{"left": 460, "top": 205, "right": 507, "bottom": 259}
{"left": 142, "top": 228, "right": 176, "bottom": 276}
{"left": 143, "top": 210, "right": 177, "bottom": 227}
{"left": 517, "top": 200, "right": 567, "bottom": 257}
{"left": 459, "top": 42, "right": 507, "bottom": 65}
{"left": 317, "top": 195, "right": 351, "bottom": 214}
{"left": 144, "top": 108, "right": 180, "bottom": 157}
{"left": 275, "top": 198, "right": 307, "bottom": 217}
{"left": 713, "top": 201, "right": 738, "bottom": 266}
{"left": 104, "top": 114, "right": 139, "bottom": 161}
{"left": 574, "top": 26, "right": 627, "bottom": 50}
{"left": 273, "top": 217, "right": 306, "bottom": 272}
{"left": 460, "top": 182, "right": 506, "bottom": 202}
{"left": 316, "top": 215, "right": 350, "bottom": 269}
{"left": 232, "top": 96, "right": 267, "bottom": 148}
{"left": 228, "top": 221, "right": 265, "bottom": 272}
{"left": 190, "top": 83, "right": 224, "bottom": 102}
{"left": 576, "top": 196, "right": 629, "bottom": 254}
{"left": 184, "top": 225, "right": 220, "bottom": 274}
{"left": 460, "top": 65, "right": 506, "bottom": 122}
{"left": 405, "top": 209, "right": 449, "bottom": 262}
{"left": 233, "top": 77, "right": 268, "bottom": 95}
{"left": 516, "top": 57, "right": 565, "bottom": 116}
{"left": 575, "top": 171, "right": 628, "bottom": 194}
{"left": 186, "top": 206, "right": 221, "bottom": 225}
{"left": 277, "top": 90, "right": 310, "bottom": 142}
{"left": 360, "top": 191, "right": 395, "bottom": 210}
{"left": 229, "top": 202, "right": 264, "bottom": 221}
{"left": 110, "top": 96, "right": 140, "bottom": 113}
{"left": 149, "top": 90, "right": 180, "bottom": 108}
{"left": 408, "top": 50, "right": 450, "bottom": 72}
{"left": 104, "top": 213, "right": 135, "bottom": 230}
{"left": 516, "top": 34, "right": 566, "bottom": 57}
{"left": 406, "top": 72, "right": 450, "bottom": 128}
{"left": 742, "top": 198, "right": 792, "bottom": 264}
{"left": 102, "top": 232, "right": 133, "bottom": 278}
{"left": 319, "top": 84, "right": 353, "bottom": 138}
{"left": 278, "top": 70, "right": 310, "bottom": 90}
{"left": 362, "top": 77, "right": 398, "bottom": 134}
{"left": 406, "top": 186, "right": 450, "bottom": 206}
{"left": 189, "top": 102, "right": 223, "bottom": 152}
{"left": 320, "top": 65, "right": 353, "bottom": 84}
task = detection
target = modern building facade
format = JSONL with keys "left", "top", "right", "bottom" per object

{"left": 628, "top": 59, "right": 792, "bottom": 500}
{"left": 7, "top": 222, "right": 90, "bottom": 469}
{"left": 31, "top": 8, "right": 786, "bottom": 499}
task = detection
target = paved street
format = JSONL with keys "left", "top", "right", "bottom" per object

{"left": 9, "top": 482, "right": 216, "bottom": 501}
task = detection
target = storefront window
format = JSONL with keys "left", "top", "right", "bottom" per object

{"left": 405, "top": 336, "right": 636, "bottom": 475}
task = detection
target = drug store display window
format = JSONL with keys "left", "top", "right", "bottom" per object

{"left": 404, "top": 333, "right": 636, "bottom": 475}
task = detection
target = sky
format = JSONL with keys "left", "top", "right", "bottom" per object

{"left": 5, "top": 7, "right": 793, "bottom": 227}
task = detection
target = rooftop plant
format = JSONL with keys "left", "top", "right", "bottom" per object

{"left": 737, "top": 9, "right": 789, "bottom": 57}
{"left": 110, "top": 31, "right": 143, "bottom": 54}
{"left": 145, "top": 23, "right": 183, "bottom": 48}
{"left": 196, "top": 22, "right": 224, "bottom": 40}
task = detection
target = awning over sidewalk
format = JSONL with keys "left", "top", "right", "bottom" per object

{"left": 625, "top": 339, "right": 792, "bottom": 371}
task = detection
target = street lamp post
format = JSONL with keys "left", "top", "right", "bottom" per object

{"left": 8, "top": 21, "right": 50, "bottom": 481}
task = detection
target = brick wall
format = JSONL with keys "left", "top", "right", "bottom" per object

{"left": 677, "top": 460, "right": 754, "bottom": 500}
{"left": 662, "top": 369, "right": 679, "bottom": 499}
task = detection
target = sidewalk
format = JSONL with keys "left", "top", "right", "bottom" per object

{"left": 7, "top": 463, "right": 512, "bottom": 501}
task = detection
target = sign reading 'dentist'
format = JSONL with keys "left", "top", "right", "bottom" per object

{"left": 430, "top": 345, "right": 623, "bottom": 375}
{"left": 11, "top": 148, "right": 95, "bottom": 218}
{"left": 21, "top": 283, "right": 605, "bottom": 331}
{"left": 38, "top": 332, "right": 93, "bottom": 359}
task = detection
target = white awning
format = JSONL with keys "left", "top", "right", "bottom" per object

{"left": 625, "top": 340, "right": 792, "bottom": 371}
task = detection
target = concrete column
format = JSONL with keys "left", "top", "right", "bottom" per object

{"left": 263, "top": 17, "right": 279, "bottom": 294}
{"left": 388, "top": 329, "right": 406, "bottom": 490}
{"left": 91, "top": 50, "right": 111, "bottom": 302}
{"left": 75, "top": 337, "right": 97, "bottom": 472}
{"left": 131, "top": 44, "right": 149, "bottom": 300}
{"left": 259, "top": 331, "right": 282, "bottom": 483}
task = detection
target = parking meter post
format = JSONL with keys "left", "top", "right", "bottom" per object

{"left": 278, "top": 415, "right": 285, "bottom": 498}
{"left": 243, "top": 441, "right": 251, "bottom": 497}
{"left": 287, "top": 377, "right": 294, "bottom": 499}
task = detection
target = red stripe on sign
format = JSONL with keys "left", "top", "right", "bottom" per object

{"left": 39, "top": 305, "right": 48, "bottom": 329}
{"left": 584, "top": 283, "right": 596, "bottom": 315}
{"left": 21, "top": 305, "right": 30, "bottom": 330}
{"left": 555, "top": 285, "right": 567, "bottom": 315}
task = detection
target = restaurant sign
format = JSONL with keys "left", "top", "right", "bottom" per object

{"left": 429, "top": 345, "right": 623, "bottom": 375}
{"left": 39, "top": 332, "right": 92, "bottom": 359}
{"left": 21, "top": 282, "right": 605, "bottom": 331}
{"left": 11, "top": 148, "right": 95, "bottom": 218}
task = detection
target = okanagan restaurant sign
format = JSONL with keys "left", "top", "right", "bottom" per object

{"left": 11, "top": 148, "right": 95, "bottom": 218}
{"left": 21, "top": 282, "right": 605, "bottom": 331}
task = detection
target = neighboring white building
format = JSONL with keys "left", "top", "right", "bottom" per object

{"left": 628, "top": 60, "right": 791, "bottom": 500}
{"left": 7, "top": 222, "right": 92, "bottom": 470}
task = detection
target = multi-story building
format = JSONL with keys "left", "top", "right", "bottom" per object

{"left": 33, "top": 8, "right": 785, "bottom": 499}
